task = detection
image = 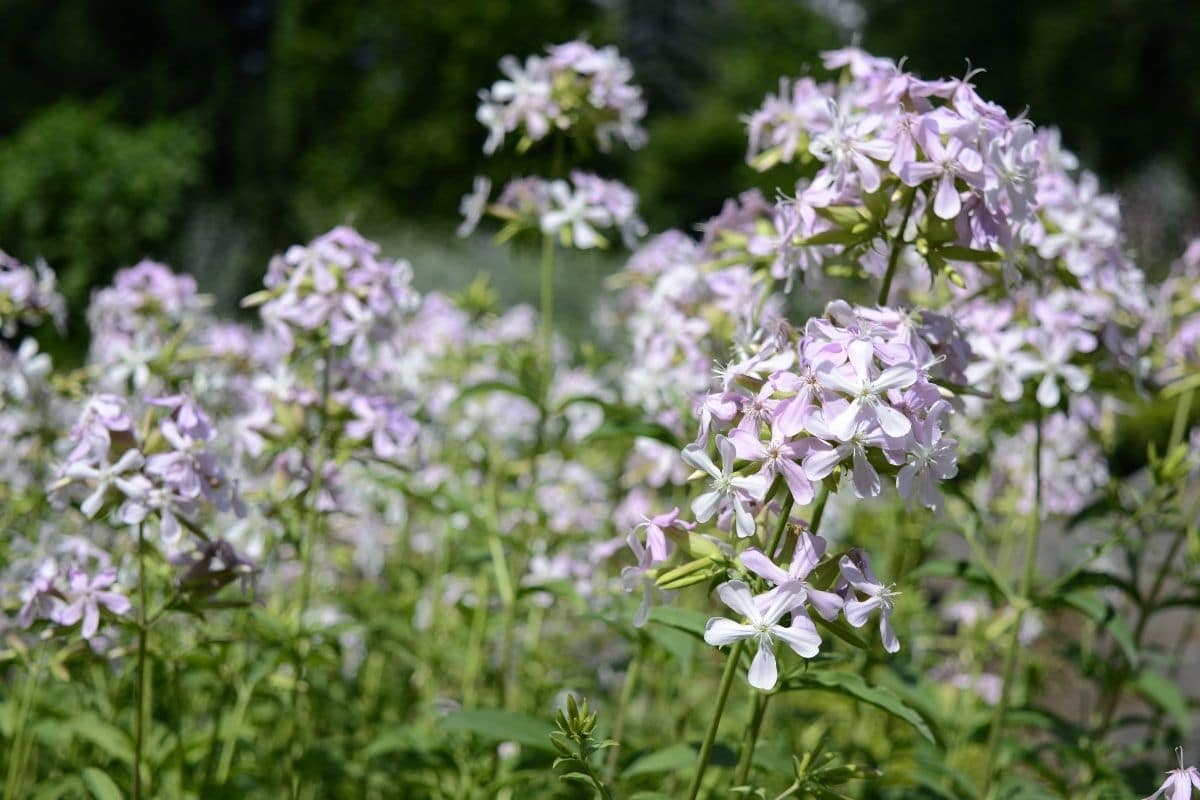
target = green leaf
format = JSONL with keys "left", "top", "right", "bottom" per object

{"left": 777, "top": 671, "right": 940, "bottom": 744}
{"left": 1133, "top": 671, "right": 1191, "bottom": 735}
{"left": 81, "top": 768, "right": 123, "bottom": 800}
{"left": 623, "top": 741, "right": 737, "bottom": 777}
{"left": 60, "top": 715, "right": 134, "bottom": 764}
{"left": 643, "top": 623, "right": 696, "bottom": 668}
{"left": 647, "top": 606, "right": 709, "bottom": 639}
{"left": 437, "top": 709, "right": 557, "bottom": 753}
{"left": 801, "top": 229, "right": 867, "bottom": 247}
{"left": 1053, "top": 591, "right": 1139, "bottom": 667}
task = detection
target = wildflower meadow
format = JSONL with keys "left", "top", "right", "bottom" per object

{"left": 1, "top": 38, "right": 1199, "bottom": 800}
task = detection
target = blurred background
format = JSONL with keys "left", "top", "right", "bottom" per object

{"left": 4, "top": 0, "right": 1199, "bottom": 339}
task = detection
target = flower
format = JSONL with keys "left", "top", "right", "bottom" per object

{"left": 740, "top": 532, "right": 844, "bottom": 620}
{"left": 703, "top": 580, "right": 820, "bottom": 690}
{"left": 54, "top": 567, "right": 131, "bottom": 639}
{"left": 838, "top": 552, "right": 900, "bottom": 653}
{"left": 1143, "top": 749, "right": 1200, "bottom": 800}
{"left": 681, "top": 435, "right": 769, "bottom": 538}
{"left": 816, "top": 340, "right": 917, "bottom": 439}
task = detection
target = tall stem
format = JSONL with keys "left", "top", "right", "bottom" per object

{"left": 981, "top": 410, "right": 1042, "bottom": 796}
{"left": 540, "top": 233, "right": 555, "bottom": 364}
{"left": 605, "top": 637, "right": 644, "bottom": 779}
{"left": 133, "top": 521, "right": 148, "bottom": 800}
{"left": 685, "top": 640, "right": 745, "bottom": 800}
{"left": 734, "top": 485, "right": 829, "bottom": 786}
{"left": 878, "top": 189, "right": 916, "bottom": 307}
{"left": 288, "top": 345, "right": 334, "bottom": 797}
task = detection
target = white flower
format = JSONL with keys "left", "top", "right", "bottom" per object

{"left": 703, "top": 580, "right": 820, "bottom": 690}
{"left": 681, "top": 435, "right": 768, "bottom": 538}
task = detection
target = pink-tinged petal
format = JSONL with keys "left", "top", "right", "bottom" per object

{"left": 704, "top": 617, "right": 753, "bottom": 647}
{"left": 732, "top": 496, "right": 757, "bottom": 539}
{"left": 96, "top": 592, "right": 131, "bottom": 616}
{"left": 854, "top": 153, "right": 882, "bottom": 193}
{"left": 741, "top": 549, "right": 790, "bottom": 585}
{"left": 857, "top": 137, "right": 894, "bottom": 161}
{"left": 759, "top": 582, "right": 807, "bottom": 624}
{"left": 845, "top": 596, "right": 882, "bottom": 627}
{"left": 716, "top": 580, "right": 759, "bottom": 621}
{"left": 747, "top": 639, "right": 778, "bottom": 690}
{"left": 1143, "top": 774, "right": 1172, "bottom": 800}
{"left": 874, "top": 403, "right": 912, "bottom": 438}
{"left": 933, "top": 173, "right": 961, "bottom": 220}
{"left": 805, "top": 587, "right": 845, "bottom": 621}
{"left": 1170, "top": 773, "right": 1191, "bottom": 800}
{"left": 691, "top": 490, "right": 721, "bottom": 523}
{"left": 874, "top": 364, "right": 918, "bottom": 392}
{"left": 779, "top": 459, "right": 815, "bottom": 505}
{"left": 880, "top": 614, "right": 900, "bottom": 653}
{"left": 838, "top": 556, "right": 868, "bottom": 590}
{"left": 957, "top": 146, "right": 983, "bottom": 173}
{"left": 918, "top": 473, "right": 944, "bottom": 512}
{"left": 899, "top": 161, "right": 941, "bottom": 187}
{"left": 1189, "top": 768, "right": 1200, "bottom": 790}
{"left": 847, "top": 339, "right": 874, "bottom": 382}
{"left": 728, "top": 428, "right": 767, "bottom": 461}
{"left": 803, "top": 446, "right": 844, "bottom": 481}
{"left": 55, "top": 599, "right": 84, "bottom": 627}
{"left": 897, "top": 463, "right": 916, "bottom": 501}
{"left": 776, "top": 614, "right": 821, "bottom": 658}
{"left": 790, "top": 533, "right": 826, "bottom": 579}
{"left": 816, "top": 363, "right": 860, "bottom": 396}
{"left": 81, "top": 602, "right": 100, "bottom": 640}
{"left": 851, "top": 449, "right": 881, "bottom": 498}
{"left": 681, "top": 444, "right": 720, "bottom": 479}
{"left": 774, "top": 397, "right": 811, "bottom": 438}
{"left": 830, "top": 399, "right": 864, "bottom": 442}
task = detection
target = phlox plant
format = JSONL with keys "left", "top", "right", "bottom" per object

{"left": 0, "top": 38, "right": 1196, "bottom": 800}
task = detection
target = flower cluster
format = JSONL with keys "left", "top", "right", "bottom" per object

{"left": 462, "top": 170, "right": 645, "bottom": 250}
{"left": 747, "top": 48, "right": 1042, "bottom": 289}
{"left": 17, "top": 561, "right": 130, "bottom": 640}
{"left": 87, "top": 259, "right": 211, "bottom": 391}
{"left": 246, "top": 225, "right": 420, "bottom": 364}
{"left": 0, "top": 249, "right": 64, "bottom": 335}
{"left": 476, "top": 40, "right": 646, "bottom": 155}
{"left": 55, "top": 393, "right": 242, "bottom": 544}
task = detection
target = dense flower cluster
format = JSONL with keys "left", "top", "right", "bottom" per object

{"left": 476, "top": 40, "right": 646, "bottom": 155}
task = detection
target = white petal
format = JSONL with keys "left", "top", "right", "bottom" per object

{"left": 747, "top": 639, "right": 779, "bottom": 690}
{"left": 716, "top": 580, "right": 759, "bottom": 621}
{"left": 704, "top": 617, "right": 753, "bottom": 647}
{"left": 691, "top": 490, "right": 721, "bottom": 523}
{"left": 775, "top": 615, "right": 821, "bottom": 658}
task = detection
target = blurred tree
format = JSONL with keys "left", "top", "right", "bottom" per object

{"left": 0, "top": 102, "right": 206, "bottom": 307}
{"left": 859, "top": 0, "right": 1200, "bottom": 194}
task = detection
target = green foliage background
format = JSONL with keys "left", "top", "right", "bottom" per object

{"left": 1, "top": 0, "right": 1197, "bottom": 315}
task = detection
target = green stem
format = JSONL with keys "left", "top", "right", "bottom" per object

{"left": 878, "top": 188, "right": 916, "bottom": 307}
{"left": 981, "top": 410, "right": 1043, "bottom": 796}
{"left": 734, "top": 485, "right": 828, "bottom": 786}
{"left": 1168, "top": 386, "right": 1196, "bottom": 453}
{"left": 287, "top": 344, "right": 334, "bottom": 797}
{"left": 685, "top": 640, "right": 745, "bottom": 800}
{"left": 605, "top": 638, "right": 644, "bottom": 779}
{"left": 3, "top": 645, "right": 46, "bottom": 800}
{"left": 540, "top": 233, "right": 555, "bottom": 363}
{"left": 133, "top": 521, "right": 148, "bottom": 800}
